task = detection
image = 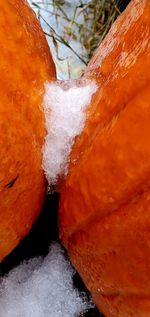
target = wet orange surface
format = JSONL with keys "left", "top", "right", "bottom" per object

{"left": 0, "top": 0, "right": 56, "bottom": 261}
{"left": 59, "top": 0, "right": 150, "bottom": 316}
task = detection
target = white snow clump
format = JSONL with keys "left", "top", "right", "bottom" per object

{"left": 0, "top": 243, "right": 92, "bottom": 317}
{"left": 42, "top": 79, "right": 97, "bottom": 184}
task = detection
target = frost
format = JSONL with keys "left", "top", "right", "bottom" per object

{"left": 0, "top": 243, "right": 92, "bottom": 317}
{"left": 42, "top": 80, "right": 97, "bottom": 184}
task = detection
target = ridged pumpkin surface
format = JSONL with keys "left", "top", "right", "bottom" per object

{"left": 59, "top": 0, "right": 150, "bottom": 316}
{"left": 0, "top": 0, "right": 56, "bottom": 261}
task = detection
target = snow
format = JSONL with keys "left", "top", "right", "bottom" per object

{"left": 42, "top": 80, "right": 97, "bottom": 184}
{"left": 0, "top": 243, "right": 92, "bottom": 317}
{"left": 27, "top": 2, "right": 98, "bottom": 185}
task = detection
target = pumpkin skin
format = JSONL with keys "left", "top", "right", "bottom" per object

{"left": 0, "top": 0, "right": 56, "bottom": 261}
{"left": 59, "top": 0, "right": 150, "bottom": 316}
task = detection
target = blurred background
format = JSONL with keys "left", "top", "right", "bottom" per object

{"left": 29, "top": 0, "right": 131, "bottom": 79}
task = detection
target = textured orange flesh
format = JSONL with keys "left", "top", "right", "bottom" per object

{"left": 59, "top": 0, "right": 150, "bottom": 316}
{"left": 0, "top": 0, "right": 56, "bottom": 261}
{"left": 93, "top": 294, "right": 150, "bottom": 317}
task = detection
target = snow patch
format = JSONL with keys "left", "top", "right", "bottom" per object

{"left": 0, "top": 243, "right": 92, "bottom": 317}
{"left": 42, "top": 80, "right": 97, "bottom": 184}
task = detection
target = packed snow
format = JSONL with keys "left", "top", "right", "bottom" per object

{"left": 27, "top": 1, "right": 98, "bottom": 184}
{"left": 42, "top": 80, "right": 97, "bottom": 184}
{"left": 0, "top": 243, "right": 92, "bottom": 317}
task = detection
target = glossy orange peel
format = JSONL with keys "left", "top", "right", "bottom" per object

{"left": 59, "top": 1, "right": 150, "bottom": 316}
{"left": 0, "top": 0, "right": 56, "bottom": 261}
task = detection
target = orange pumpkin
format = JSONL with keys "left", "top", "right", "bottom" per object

{"left": 0, "top": 0, "right": 56, "bottom": 261}
{"left": 59, "top": 0, "right": 150, "bottom": 316}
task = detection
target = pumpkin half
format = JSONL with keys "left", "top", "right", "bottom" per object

{"left": 59, "top": 0, "right": 150, "bottom": 316}
{"left": 0, "top": 0, "right": 56, "bottom": 261}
